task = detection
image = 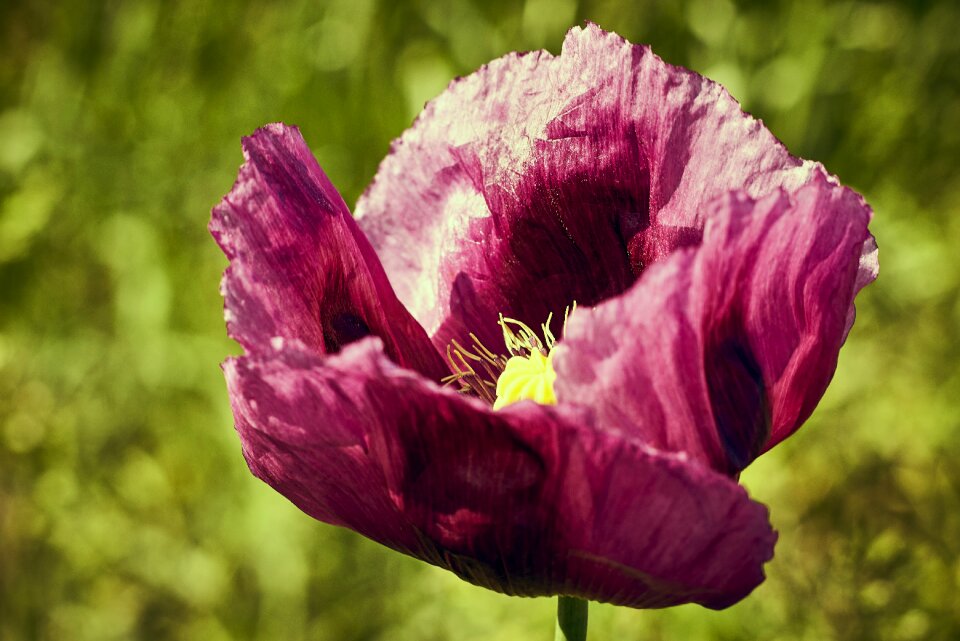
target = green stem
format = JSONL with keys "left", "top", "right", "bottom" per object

{"left": 555, "top": 596, "right": 588, "bottom": 641}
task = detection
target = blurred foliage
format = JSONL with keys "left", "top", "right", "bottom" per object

{"left": 1, "top": 0, "right": 958, "bottom": 639}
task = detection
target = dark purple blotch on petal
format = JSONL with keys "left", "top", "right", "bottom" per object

{"left": 705, "top": 332, "right": 771, "bottom": 471}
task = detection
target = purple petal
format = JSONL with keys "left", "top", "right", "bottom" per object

{"left": 210, "top": 123, "right": 448, "bottom": 381}
{"left": 554, "top": 172, "right": 876, "bottom": 474}
{"left": 356, "top": 23, "right": 820, "bottom": 351}
{"left": 226, "top": 337, "right": 776, "bottom": 608}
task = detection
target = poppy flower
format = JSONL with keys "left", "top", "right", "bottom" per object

{"left": 210, "top": 24, "right": 877, "bottom": 610}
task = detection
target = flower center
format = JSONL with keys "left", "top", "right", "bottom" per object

{"left": 442, "top": 306, "right": 574, "bottom": 408}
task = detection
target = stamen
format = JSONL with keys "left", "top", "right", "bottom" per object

{"left": 441, "top": 333, "right": 507, "bottom": 405}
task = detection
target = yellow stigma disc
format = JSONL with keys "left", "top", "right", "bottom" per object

{"left": 493, "top": 350, "right": 557, "bottom": 410}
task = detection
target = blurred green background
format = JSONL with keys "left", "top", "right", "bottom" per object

{"left": 1, "top": 0, "right": 958, "bottom": 639}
